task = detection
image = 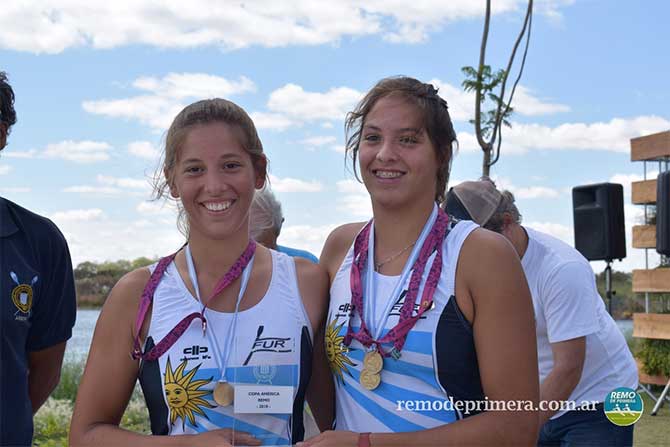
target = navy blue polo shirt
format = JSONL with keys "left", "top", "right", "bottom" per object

{"left": 0, "top": 197, "right": 76, "bottom": 446}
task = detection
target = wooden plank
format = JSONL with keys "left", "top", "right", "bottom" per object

{"left": 632, "top": 225, "right": 656, "bottom": 248}
{"left": 632, "top": 268, "right": 670, "bottom": 293}
{"left": 631, "top": 130, "right": 670, "bottom": 161}
{"left": 636, "top": 359, "right": 670, "bottom": 386}
{"left": 633, "top": 313, "right": 670, "bottom": 340}
{"left": 631, "top": 179, "right": 657, "bottom": 204}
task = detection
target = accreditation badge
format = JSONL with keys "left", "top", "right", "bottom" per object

{"left": 232, "top": 325, "right": 297, "bottom": 445}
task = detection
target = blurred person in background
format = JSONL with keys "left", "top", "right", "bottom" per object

{"left": 445, "top": 177, "right": 638, "bottom": 447}
{"left": 250, "top": 187, "right": 319, "bottom": 263}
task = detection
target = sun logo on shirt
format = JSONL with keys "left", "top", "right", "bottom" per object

{"left": 164, "top": 357, "right": 215, "bottom": 428}
{"left": 325, "top": 317, "right": 356, "bottom": 383}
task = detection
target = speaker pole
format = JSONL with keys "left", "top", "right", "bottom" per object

{"left": 605, "top": 261, "right": 614, "bottom": 315}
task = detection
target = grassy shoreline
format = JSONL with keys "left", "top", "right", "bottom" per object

{"left": 34, "top": 361, "right": 150, "bottom": 446}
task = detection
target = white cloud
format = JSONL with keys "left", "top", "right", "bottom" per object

{"left": 476, "top": 176, "right": 562, "bottom": 200}
{"left": 0, "top": 164, "right": 11, "bottom": 175}
{"left": 513, "top": 186, "right": 561, "bottom": 199}
{"left": 132, "top": 73, "right": 255, "bottom": 99}
{"left": 337, "top": 194, "right": 372, "bottom": 218}
{"left": 430, "top": 79, "right": 569, "bottom": 122}
{"left": 266, "top": 84, "right": 362, "bottom": 126}
{"left": 128, "top": 141, "right": 160, "bottom": 159}
{"left": 260, "top": 78, "right": 566, "bottom": 133}
{"left": 249, "top": 112, "right": 294, "bottom": 131}
{"left": 525, "top": 221, "right": 573, "bottom": 245}
{"left": 299, "top": 136, "right": 337, "bottom": 150}
{"left": 0, "top": 187, "right": 31, "bottom": 193}
{"left": 63, "top": 175, "right": 151, "bottom": 197}
{"left": 335, "top": 179, "right": 371, "bottom": 218}
{"left": 336, "top": 179, "right": 366, "bottom": 194}
{"left": 4, "top": 141, "right": 113, "bottom": 163}
{"left": 512, "top": 86, "right": 570, "bottom": 116}
{"left": 63, "top": 186, "right": 122, "bottom": 195}
{"left": 43, "top": 140, "right": 113, "bottom": 163}
{"left": 268, "top": 174, "right": 323, "bottom": 193}
{"left": 0, "top": 1, "right": 569, "bottom": 54}
{"left": 97, "top": 175, "right": 149, "bottom": 190}
{"left": 3, "top": 149, "right": 39, "bottom": 159}
{"left": 280, "top": 224, "right": 339, "bottom": 259}
{"left": 54, "top": 215, "right": 184, "bottom": 266}
{"left": 50, "top": 208, "right": 106, "bottom": 222}
{"left": 83, "top": 73, "right": 255, "bottom": 131}
{"left": 458, "top": 116, "right": 670, "bottom": 155}
{"left": 136, "top": 200, "right": 177, "bottom": 216}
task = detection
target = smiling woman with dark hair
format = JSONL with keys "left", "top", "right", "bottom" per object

{"left": 303, "top": 76, "right": 540, "bottom": 447}
{"left": 70, "top": 98, "right": 332, "bottom": 447}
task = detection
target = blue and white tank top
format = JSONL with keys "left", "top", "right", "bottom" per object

{"left": 138, "top": 249, "right": 313, "bottom": 446}
{"left": 327, "top": 220, "right": 485, "bottom": 432}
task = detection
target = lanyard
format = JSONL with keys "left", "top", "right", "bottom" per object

{"left": 131, "top": 240, "right": 256, "bottom": 362}
{"left": 344, "top": 205, "right": 448, "bottom": 358}
{"left": 364, "top": 205, "right": 437, "bottom": 340}
{"left": 185, "top": 244, "right": 254, "bottom": 383}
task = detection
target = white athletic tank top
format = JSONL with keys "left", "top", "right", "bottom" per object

{"left": 327, "top": 220, "right": 485, "bottom": 432}
{"left": 138, "top": 249, "right": 313, "bottom": 446}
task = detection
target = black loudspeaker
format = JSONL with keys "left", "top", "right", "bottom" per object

{"left": 572, "top": 183, "right": 626, "bottom": 261}
{"left": 657, "top": 171, "right": 670, "bottom": 256}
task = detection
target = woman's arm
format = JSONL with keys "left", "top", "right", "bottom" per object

{"left": 296, "top": 258, "right": 333, "bottom": 432}
{"left": 69, "top": 268, "right": 259, "bottom": 447}
{"left": 299, "top": 229, "right": 539, "bottom": 447}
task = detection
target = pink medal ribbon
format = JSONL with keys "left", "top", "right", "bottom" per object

{"left": 344, "top": 209, "right": 449, "bottom": 358}
{"left": 131, "top": 240, "right": 257, "bottom": 361}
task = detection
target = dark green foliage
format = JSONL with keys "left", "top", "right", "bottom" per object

{"left": 74, "top": 257, "right": 157, "bottom": 307}
{"left": 461, "top": 64, "right": 514, "bottom": 141}
{"left": 638, "top": 338, "right": 670, "bottom": 377}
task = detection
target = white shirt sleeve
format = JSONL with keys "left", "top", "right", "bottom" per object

{"left": 541, "top": 261, "right": 600, "bottom": 344}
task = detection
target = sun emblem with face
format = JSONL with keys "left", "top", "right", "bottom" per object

{"left": 325, "top": 317, "right": 356, "bottom": 383}
{"left": 164, "top": 357, "right": 215, "bottom": 428}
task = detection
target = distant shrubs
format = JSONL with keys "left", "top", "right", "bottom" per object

{"left": 74, "top": 257, "right": 157, "bottom": 307}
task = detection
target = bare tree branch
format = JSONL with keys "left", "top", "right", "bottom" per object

{"left": 489, "top": 0, "right": 533, "bottom": 167}
{"left": 474, "top": 0, "right": 492, "bottom": 153}
{"left": 488, "top": 0, "right": 534, "bottom": 168}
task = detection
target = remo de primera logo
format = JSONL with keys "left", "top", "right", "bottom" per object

{"left": 604, "top": 387, "right": 643, "bottom": 426}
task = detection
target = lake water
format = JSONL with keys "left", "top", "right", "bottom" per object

{"left": 64, "top": 309, "right": 100, "bottom": 362}
{"left": 65, "top": 310, "right": 636, "bottom": 363}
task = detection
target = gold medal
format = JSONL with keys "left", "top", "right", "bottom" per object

{"left": 360, "top": 369, "right": 381, "bottom": 390}
{"left": 363, "top": 351, "right": 383, "bottom": 374}
{"left": 213, "top": 381, "right": 235, "bottom": 406}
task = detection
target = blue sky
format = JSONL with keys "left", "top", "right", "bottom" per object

{"left": 1, "top": 0, "right": 668, "bottom": 272}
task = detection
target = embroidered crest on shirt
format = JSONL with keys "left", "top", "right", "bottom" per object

{"left": 10, "top": 272, "right": 38, "bottom": 321}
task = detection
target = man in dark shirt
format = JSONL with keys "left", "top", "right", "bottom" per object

{"left": 1, "top": 72, "right": 77, "bottom": 446}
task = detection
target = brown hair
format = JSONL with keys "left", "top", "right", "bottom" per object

{"left": 344, "top": 76, "right": 457, "bottom": 203}
{"left": 153, "top": 98, "right": 267, "bottom": 235}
